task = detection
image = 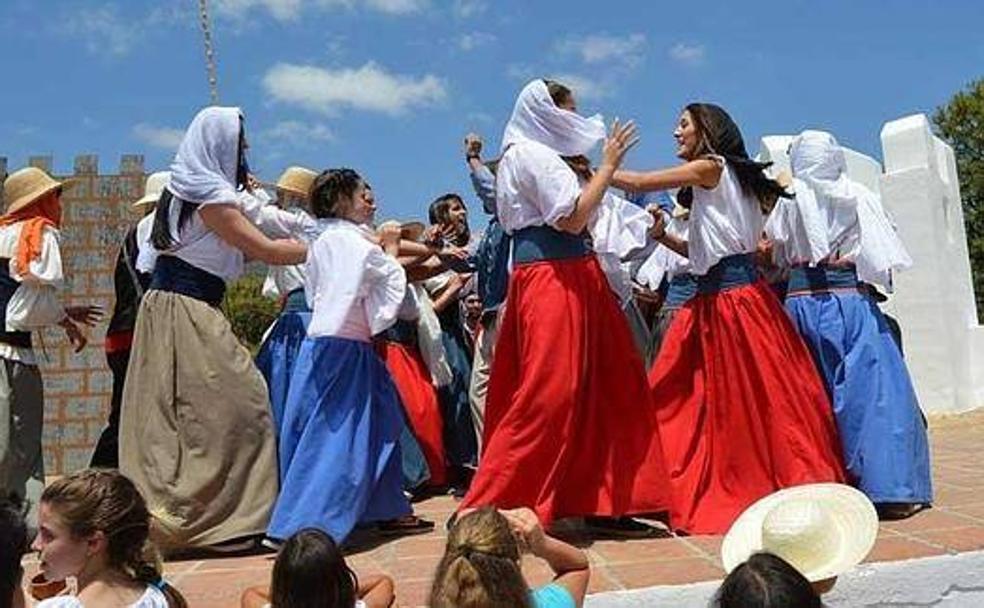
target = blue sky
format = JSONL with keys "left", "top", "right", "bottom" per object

{"left": 2, "top": 0, "right": 982, "bottom": 225}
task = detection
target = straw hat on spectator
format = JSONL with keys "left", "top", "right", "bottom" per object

{"left": 133, "top": 171, "right": 170, "bottom": 209}
{"left": 276, "top": 166, "right": 318, "bottom": 199}
{"left": 721, "top": 483, "right": 878, "bottom": 582}
{"left": 1, "top": 167, "right": 73, "bottom": 215}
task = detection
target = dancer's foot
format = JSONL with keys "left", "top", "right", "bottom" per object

{"left": 376, "top": 515, "right": 435, "bottom": 536}
{"left": 877, "top": 502, "right": 928, "bottom": 521}
{"left": 584, "top": 516, "right": 663, "bottom": 539}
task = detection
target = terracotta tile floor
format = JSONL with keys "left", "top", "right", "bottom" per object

{"left": 23, "top": 410, "right": 984, "bottom": 607}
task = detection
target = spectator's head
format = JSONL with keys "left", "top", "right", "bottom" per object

{"left": 1, "top": 496, "right": 28, "bottom": 608}
{"left": 31, "top": 470, "right": 186, "bottom": 607}
{"left": 721, "top": 483, "right": 878, "bottom": 602}
{"left": 310, "top": 168, "right": 374, "bottom": 225}
{"left": 275, "top": 166, "right": 318, "bottom": 211}
{"left": 429, "top": 508, "right": 531, "bottom": 608}
{"left": 428, "top": 193, "right": 470, "bottom": 247}
{"left": 270, "top": 528, "right": 357, "bottom": 608}
{"left": 716, "top": 552, "right": 820, "bottom": 608}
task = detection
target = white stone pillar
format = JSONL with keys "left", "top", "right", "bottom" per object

{"left": 880, "top": 114, "right": 984, "bottom": 413}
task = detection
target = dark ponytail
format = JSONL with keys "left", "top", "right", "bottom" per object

{"left": 150, "top": 189, "right": 199, "bottom": 251}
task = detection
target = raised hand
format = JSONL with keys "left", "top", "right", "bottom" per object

{"left": 601, "top": 118, "right": 640, "bottom": 172}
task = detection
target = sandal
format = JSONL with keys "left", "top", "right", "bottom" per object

{"left": 584, "top": 516, "right": 663, "bottom": 539}
{"left": 376, "top": 515, "right": 435, "bottom": 536}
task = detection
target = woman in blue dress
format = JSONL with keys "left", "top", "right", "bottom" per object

{"left": 267, "top": 168, "right": 433, "bottom": 544}
{"left": 765, "top": 130, "right": 932, "bottom": 518}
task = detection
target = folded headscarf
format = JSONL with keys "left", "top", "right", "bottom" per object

{"left": 790, "top": 130, "right": 912, "bottom": 288}
{"left": 500, "top": 80, "right": 606, "bottom": 156}
{"left": 0, "top": 193, "right": 62, "bottom": 276}
{"left": 167, "top": 106, "right": 243, "bottom": 205}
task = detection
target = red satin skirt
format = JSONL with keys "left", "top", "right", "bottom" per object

{"left": 649, "top": 279, "right": 845, "bottom": 534}
{"left": 376, "top": 340, "right": 447, "bottom": 487}
{"left": 460, "top": 255, "right": 672, "bottom": 523}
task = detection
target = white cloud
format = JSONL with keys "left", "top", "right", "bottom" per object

{"left": 261, "top": 120, "right": 336, "bottom": 144}
{"left": 669, "top": 43, "right": 706, "bottom": 66}
{"left": 133, "top": 124, "right": 185, "bottom": 149}
{"left": 453, "top": 0, "right": 487, "bottom": 18}
{"left": 58, "top": 4, "right": 139, "bottom": 57}
{"left": 557, "top": 33, "right": 646, "bottom": 68}
{"left": 458, "top": 31, "right": 496, "bottom": 51}
{"left": 262, "top": 62, "right": 447, "bottom": 116}
{"left": 213, "top": 0, "right": 427, "bottom": 21}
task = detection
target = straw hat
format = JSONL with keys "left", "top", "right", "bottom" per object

{"left": 133, "top": 171, "right": 170, "bottom": 209}
{"left": 276, "top": 166, "right": 318, "bottom": 198}
{"left": 1, "top": 167, "right": 71, "bottom": 215}
{"left": 721, "top": 483, "right": 878, "bottom": 582}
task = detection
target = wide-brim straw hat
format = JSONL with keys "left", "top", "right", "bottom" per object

{"left": 721, "top": 483, "right": 878, "bottom": 582}
{"left": 2, "top": 167, "right": 73, "bottom": 215}
{"left": 276, "top": 166, "right": 318, "bottom": 198}
{"left": 133, "top": 171, "right": 170, "bottom": 208}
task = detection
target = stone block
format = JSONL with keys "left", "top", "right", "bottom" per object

{"left": 68, "top": 200, "right": 114, "bottom": 223}
{"left": 62, "top": 346, "right": 105, "bottom": 371}
{"left": 43, "top": 448, "right": 58, "bottom": 475}
{"left": 43, "top": 372, "right": 85, "bottom": 396}
{"left": 74, "top": 155, "right": 98, "bottom": 175}
{"left": 65, "top": 395, "right": 107, "bottom": 419}
{"left": 47, "top": 421, "right": 86, "bottom": 445}
{"left": 66, "top": 250, "right": 111, "bottom": 274}
{"left": 62, "top": 448, "right": 91, "bottom": 472}
{"left": 44, "top": 398, "right": 62, "bottom": 422}
{"left": 86, "top": 370, "right": 113, "bottom": 394}
{"left": 88, "top": 271, "right": 115, "bottom": 295}
{"left": 65, "top": 176, "right": 92, "bottom": 200}
{"left": 90, "top": 223, "right": 128, "bottom": 248}
{"left": 28, "top": 156, "right": 52, "bottom": 172}
{"left": 59, "top": 224, "right": 88, "bottom": 249}
{"left": 120, "top": 155, "right": 145, "bottom": 176}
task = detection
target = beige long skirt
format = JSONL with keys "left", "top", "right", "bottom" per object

{"left": 120, "top": 290, "right": 277, "bottom": 550}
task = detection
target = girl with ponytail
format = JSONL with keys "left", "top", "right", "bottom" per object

{"left": 430, "top": 507, "right": 589, "bottom": 608}
{"left": 30, "top": 469, "right": 187, "bottom": 608}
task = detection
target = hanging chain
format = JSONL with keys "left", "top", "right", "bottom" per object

{"left": 198, "top": 0, "right": 220, "bottom": 104}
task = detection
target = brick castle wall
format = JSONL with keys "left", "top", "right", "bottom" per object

{"left": 1, "top": 154, "right": 146, "bottom": 475}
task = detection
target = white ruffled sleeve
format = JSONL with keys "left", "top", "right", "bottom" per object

{"left": 590, "top": 192, "right": 654, "bottom": 258}
{"left": 362, "top": 247, "right": 407, "bottom": 335}
{"left": 516, "top": 143, "right": 582, "bottom": 228}
{"left": 7, "top": 228, "right": 67, "bottom": 330}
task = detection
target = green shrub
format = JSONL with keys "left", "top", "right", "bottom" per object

{"left": 222, "top": 272, "right": 279, "bottom": 353}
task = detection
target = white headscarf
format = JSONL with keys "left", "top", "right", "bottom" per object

{"left": 167, "top": 106, "right": 243, "bottom": 205}
{"left": 790, "top": 130, "right": 912, "bottom": 288}
{"left": 500, "top": 80, "right": 606, "bottom": 156}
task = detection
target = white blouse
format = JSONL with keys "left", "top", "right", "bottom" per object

{"left": 134, "top": 212, "right": 158, "bottom": 274}
{"left": 635, "top": 214, "right": 691, "bottom": 290}
{"left": 495, "top": 140, "right": 582, "bottom": 233}
{"left": 0, "top": 223, "right": 67, "bottom": 364}
{"left": 256, "top": 207, "right": 326, "bottom": 298}
{"left": 305, "top": 220, "right": 406, "bottom": 342}
{"left": 688, "top": 161, "right": 765, "bottom": 276}
{"left": 36, "top": 586, "right": 169, "bottom": 608}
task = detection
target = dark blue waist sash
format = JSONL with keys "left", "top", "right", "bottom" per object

{"left": 379, "top": 318, "right": 417, "bottom": 345}
{"left": 665, "top": 273, "right": 698, "bottom": 309}
{"left": 512, "top": 225, "right": 590, "bottom": 265}
{"left": 150, "top": 255, "right": 226, "bottom": 307}
{"left": 787, "top": 265, "right": 859, "bottom": 295}
{"left": 283, "top": 288, "right": 310, "bottom": 313}
{"left": 697, "top": 254, "right": 759, "bottom": 295}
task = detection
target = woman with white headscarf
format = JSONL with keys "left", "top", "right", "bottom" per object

{"left": 119, "top": 107, "right": 307, "bottom": 552}
{"left": 766, "top": 130, "right": 931, "bottom": 518}
{"left": 458, "top": 80, "right": 672, "bottom": 530}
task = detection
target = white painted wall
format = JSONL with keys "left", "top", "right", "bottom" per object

{"left": 757, "top": 117, "right": 984, "bottom": 414}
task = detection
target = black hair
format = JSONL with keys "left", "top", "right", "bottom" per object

{"left": 1, "top": 495, "right": 28, "bottom": 608}
{"left": 151, "top": 116, "right": 249, "bottom": 251}
{"left": 716, "top": 552, "right": 821, "bottom": 608}
{"left": 309, "top": 168, "right": 364, "bottom": 220}
{"left": 270, "top": 528, "right": 358, "bottom": 608}
{"left": 678, "top": 103, "right": 790, "bottom": 213}
{"left": 428, "top": 193, "right": 471, "bottom": 247}
{"left": 543, "top": 79, "right": 573, "bottom": 109}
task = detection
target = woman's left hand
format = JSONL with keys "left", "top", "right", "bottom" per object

{"left": 65, "top": 304, "right": 103, "bottom": 327}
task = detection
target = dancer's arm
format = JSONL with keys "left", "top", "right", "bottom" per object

{"left": 612, "top": 158, "right": 721, "bottom": 193}
{"left": 200, "top": 204, "right": 308, "bottom": 265}
{"left": 430, "top": 273, "right": 469, "bottom": 313}
{"left": 648, "top": 210, "right": 689, "bottom": 258}
{"left": 555, "top": 120, "right": 639, "bottom": 235}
